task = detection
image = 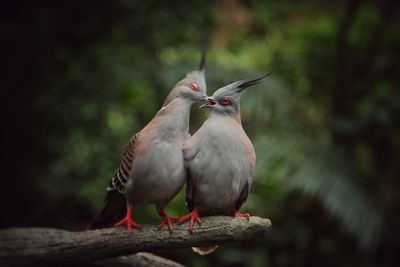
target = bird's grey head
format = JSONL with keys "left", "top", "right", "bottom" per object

{"left": 163, "top": 53, "right": 207, "bottom": 106}
{"left": 203, "top": 74, "right": 269, "bottom": 116}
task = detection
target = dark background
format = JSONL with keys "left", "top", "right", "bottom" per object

{"left": 1, "top": 0, "right": 400, "bottom": 266}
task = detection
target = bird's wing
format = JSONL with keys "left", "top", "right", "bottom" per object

{"left": 89, "top": 188, "right": 126, "bottom": 229}
{"left": 90, "top": 133, "right": 139, "bottom": 229}
{"left": 235, "top": 180, "right": 250, "bottom": 211}
{"left": 107, "top": 133, "right": 139, "bottom": 193}
{"left": 182, "top": 136, "right": 202, "bottom": 212}
{"left": 184, "top": 168, "right": 196, "bottom": 212}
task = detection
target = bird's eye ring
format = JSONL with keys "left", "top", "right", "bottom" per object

{"left": 188, "top": 82, "right": 199, "bottom": 91}
{"left": 219, "top": 97, "right": 232, "bottom": 106}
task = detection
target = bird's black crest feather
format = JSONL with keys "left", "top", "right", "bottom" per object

{"left": 237, "top": 73, "right": 271, "bottom": 91}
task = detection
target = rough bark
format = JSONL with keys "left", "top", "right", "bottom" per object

{"left": 0, "top": 216, "right": 271, "bottom": 267}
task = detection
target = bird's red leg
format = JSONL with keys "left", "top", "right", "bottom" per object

{"left": 177, "top": 208, "right": 201, "bottom": 232}
{"left": 114, "top": 205, "right": 141, "bottom": 231}
{"left": 158, "top": 210, "right": 179, "bottom": 231}
{"left": 233, "top": 210, "right": 251, "bottom": 220}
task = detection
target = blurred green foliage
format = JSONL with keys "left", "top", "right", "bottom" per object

{"left": 2, "top": 0, "right": 400, "bottom": 266}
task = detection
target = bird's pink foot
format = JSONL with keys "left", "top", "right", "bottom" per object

{"left": 114, "top": 206, "right": 141, "bottom": 231}
{"left": 178, "top": 208, "right": 201, "bottom": 232}
{"left": 233, "top": 210, "right": 250, "bottom": 220}
{"left": 158, "top": 211, "right": 179, "bottom": 230}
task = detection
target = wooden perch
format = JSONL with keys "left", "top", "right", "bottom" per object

{"left": 0, "top": 216, "right": 271, "bottom": 267}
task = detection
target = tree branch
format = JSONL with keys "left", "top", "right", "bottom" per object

{"left": 90, "top": 253, "right": 184, "bottom": 267}
{"left": 0, "top": 216, "right": 271, "bottom": 266}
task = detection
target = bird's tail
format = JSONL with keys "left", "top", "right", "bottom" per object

{"left": 89, "top": 190, "right": 126, "bottom": 230}
{"left": 192, "top": 245, "right": 219, "bottom": 255}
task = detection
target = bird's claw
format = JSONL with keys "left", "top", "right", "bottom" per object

{"left": 233, "top": 210, "right": 250, "bottom": 220}
{"left": 158, "top": 211, "right": 179, "bottom": 231}
{"left": 114, "top": 206, "right": 141, "bottom": 231}
{"left": 114, "top": 216, "right": 141, "bottom": 231}
{"left": 178, "top": 208, "right": 201, "bottom": 232}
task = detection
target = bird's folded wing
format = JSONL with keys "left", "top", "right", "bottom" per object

{"left": 184, "top": 168, "right": 196, "bottom": 212}
{"left": 235, "top": 181, "right": 250, "bottom": 211}
{"left": 107, "top": 133, "right": 139, "bottom": 193}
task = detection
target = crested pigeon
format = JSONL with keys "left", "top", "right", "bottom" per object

{"left": 178, "top": 75, "right": 268, "bottom": 234}
{"left": 90, "top": 55, "right": 207, "bottom": 231}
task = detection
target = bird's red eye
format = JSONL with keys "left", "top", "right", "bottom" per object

{"left": 188, "top": 82, "right": 199, "bottom": 91}
{"left": 219, "top": 97, "right": 232, "bottom": 106}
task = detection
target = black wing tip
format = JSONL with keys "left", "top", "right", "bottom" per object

{"left": 89, "top": 190, "right": 126, "bottom": 230}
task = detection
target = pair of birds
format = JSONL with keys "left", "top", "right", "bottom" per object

{"left": 90, "top": 53, "right": 267, "bottom": 234}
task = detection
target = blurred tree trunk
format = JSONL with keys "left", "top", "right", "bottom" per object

{"left": 332, "top": 0, "right": 361, "bottom": 146}
{"left": 331, "top": 1, "right": 400, "bottom": 266}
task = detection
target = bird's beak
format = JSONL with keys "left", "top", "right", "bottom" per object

{"left": 199, "top": 97, "right": 216, "bottom": 109}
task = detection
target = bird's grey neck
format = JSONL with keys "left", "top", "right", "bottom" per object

{"left": 158, "top": 97, "right": 193, "bottom": 135}
{"left": 162, "top": 89, "right": 180, "bottom": 107}
{"left": 210, "top": 110, "right": 241, "bottom": 124}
